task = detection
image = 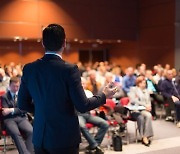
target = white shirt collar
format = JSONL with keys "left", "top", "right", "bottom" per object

{"left": 45, "top": 52, "right": 62, "bottom": 59}
{"left": 10, "top": 91, "right": 17, "bottom": 98}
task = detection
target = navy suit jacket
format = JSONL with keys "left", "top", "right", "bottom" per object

{"left": 18, "top": 54, "right": 106, "bottom": 149}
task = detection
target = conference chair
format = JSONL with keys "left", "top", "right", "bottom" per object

{"left": 120, "top": 97, "right": 138, "bottom": 143}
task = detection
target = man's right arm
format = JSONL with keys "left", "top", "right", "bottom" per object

{"left": 18, "top": 65, "right": 34, "bottom": 113}
{"left": 67, "top": 65, "right": 106, "bottom": 113}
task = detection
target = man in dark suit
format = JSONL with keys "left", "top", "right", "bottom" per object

{"left": 1, "top": 77, "right": 34, "bottom": 154}
{"left": 18, "top": 24, "right": 117, "bottom": 154}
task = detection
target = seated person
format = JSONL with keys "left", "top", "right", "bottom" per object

{"left": 161, "top": 70, "right": 180, "bottom": 126}
{"left": 0, "top": 68, "right": 10, "bottom": 92}
{"left": 78, "top": 77, "right": 109, "bottom": 154}
{"left": 99, "top": 72, "right": 125, "bottom": 101}
{"left": 98, "top": 98, "right": 128, "bottom": 134}
{"left": 145, "top": 70, "right": 164, "bottom": 120}
{"left": 86, "top": 70, "right": 102, "bottom": 95}
{"left": 128, "top": 75, "right": 154, "bottom": 146}
{"left": 112, "top": 104, "right": 128, "bottom": 133}
{"left": 1, "top": 77, "right": 34, "bottom": 154}
{"left": 122, "top": 67, "right": 136, "bottom": 96}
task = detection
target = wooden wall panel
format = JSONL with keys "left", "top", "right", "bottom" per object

{"left": 139, "top": 0, "right": 173, "bottom": 8}
{"left": 109, "top": 41, "right": 140, "bottom": 70}
{"left": 138, "top": 0, "right": 175, "bottom": 67}
{"left": 0, "top": 0, "right": 138, "bottom": 40}
{"left": 0, "top": 41, "right": 79, "bottom": 65}
{"left": 0, "top": 0, "right": 38, "bottom": 22}
{"left": 139, "top": 2, "right": 174, "bottom": 28}
{"left": 0, "top": 0, "right": 176, "bottom": 68}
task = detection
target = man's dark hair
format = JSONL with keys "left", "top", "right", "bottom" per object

{"left": 42, "top": 24, "right": 66, "bottom": 52}
{"left": 10, "top": 77, "right": 20, "bottom": 85}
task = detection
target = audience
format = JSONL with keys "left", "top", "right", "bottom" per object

{"left": 0, "top": 61, "right": 179, "bottom": 152}
{"left": 145, "top": 70, "right": 164, "bottom": 120}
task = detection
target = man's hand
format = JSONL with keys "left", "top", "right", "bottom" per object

{"left": 2, "top": 108, "right": 14, "bottom": 116}
{"left": 102, "top": 82, "right": 118, "bottom": 98}
{"left": 172, "top": 95, "right": 179, "bottom": 103}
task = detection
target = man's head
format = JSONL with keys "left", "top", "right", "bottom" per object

{"left": 145, "top": 70, "right": 153, "bottom": 79}
{"left": 166, "top": 70, "right": 173, "bottom": 80}
{"left": 88, "top": 70, "right": 96, "bottom": 80}
{"left": 105, "top": 72, "right": 113, "bottom": 83}
{"left": 81, "top": 77, "right": 87, "bottom": 89}
{"left": 126, "top": 67, "right": 134, "bottom": 76}
{"left": 9, "top": 77, "right": 20, "bottom": 93}
{"left": 42, "top": 24, "right": 66, "bottom": 52}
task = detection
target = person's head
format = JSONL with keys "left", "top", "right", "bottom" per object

{"left": 136, "top": 75, "right": 146, "bottom": 89}
{"left": 105, "top": 72, "right": 113, "bottom": 83}
{"left": 4, "top": 65, "right": 12, "bottom": 77}
{"left": 126, "top": 67, "right": 134, "bottom": 76}
{"left": 12, "top": 68, "right": 18, "bottom": 77}
{"left": 165, "top": 64, "right": 170, "bottom": 70}
{"left": 81, "top": 77, "right": 87, "bottom": 89}
{"left": 42, "top": 24, "right": 66, "bottom": 52}
{"left": 135, "top": 63, "right": 141, "bottom": 70}
{"left": 141, "top": 63, "right": 146, "bottom": 70}
{"left": 166, "top": 70, "right": 173, "bottom": 80}
{"left": 88, "top": 70, "right": 96, "bottom": 80}
{"left": 138, "top": 65, "right": 146, "bottom": 76}
{"left": 9, "top": 77, "right": 20, "bottom": 93}
{"left": 172, "top": 68, "right": 177, "bottom": 77}
{"left": 145, "top": 70, "right": 153, "bottom": 79}
{"left": 156, "top": 67, "right": 164, "bottom": 76}
{"left": 112, "top": 66, "right": 121, "bottom": 75}
{"left": 0, "top": 68, "right": 5, "bottom": 79}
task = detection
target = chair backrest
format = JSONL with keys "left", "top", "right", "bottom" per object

{"left": 99, "top": 99, "right": 116, "bottom": 114}
{"left": 120, "top": 97, "right": 129, "bottom": 106}
{"left": 105, "top": 99, "right": 116, "bottom": 110}
{"left": 0, "top": 91, "right": 5, "bottom": 97}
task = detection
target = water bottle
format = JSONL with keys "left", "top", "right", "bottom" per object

{"left": 112, "top": 131, "right": 122, "bottom": 151}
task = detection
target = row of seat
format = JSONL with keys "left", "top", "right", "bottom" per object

{"left": 85, "top": 98, "right": 139, "bottom": 147}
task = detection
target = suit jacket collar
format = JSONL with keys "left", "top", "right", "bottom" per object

{"left": 7, "top": 90, "right": 13, "bottom": 101}
{"left": 6, "top": 90, "right": 16, "bottom": 107}
{"left": 41, "top": 54, "right": 64, "bottom": 62}
{"left": 45, "top": 52, "right": 62, "bottom": 59}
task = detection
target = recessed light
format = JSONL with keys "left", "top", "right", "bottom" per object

{"left": 96, "top": 39, "right": 101, "bottom": 42}
{"left": 79, "top": 40, "right": 84, "bottom": 43}
{"left": 117, "top": 40, "right": 121, "bottom": 43}
{"left": 74, "top": 38, "right": 78, "bottom": 42}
